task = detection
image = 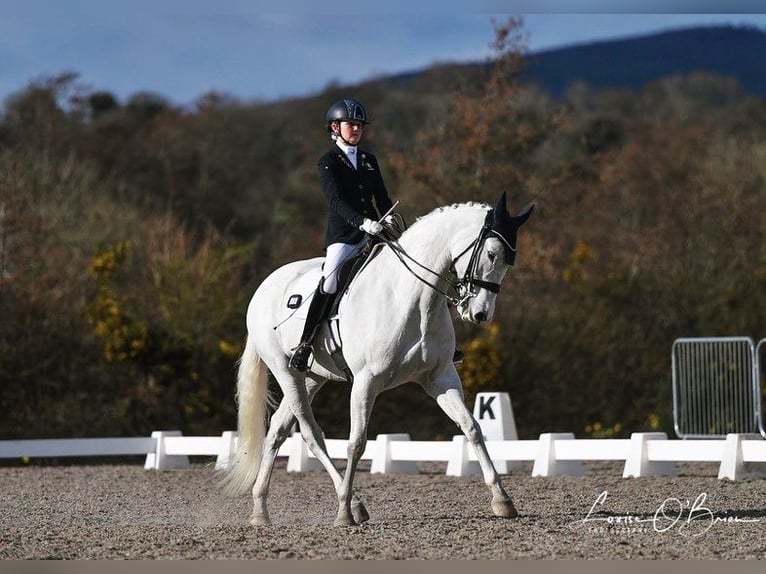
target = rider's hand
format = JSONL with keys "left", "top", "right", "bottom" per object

{"left": 382, "top": 214, "right": 396, "bottom": 226}
{"left": 360, "top": 218, "right": 383, "bottom": 236}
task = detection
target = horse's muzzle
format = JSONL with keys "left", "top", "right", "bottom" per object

{"left": 460, "top": 307, "right": 489, "bottom": 325}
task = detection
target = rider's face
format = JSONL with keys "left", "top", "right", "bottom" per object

{"left": 338, "top": 121, "right": 364, "bottom": 145}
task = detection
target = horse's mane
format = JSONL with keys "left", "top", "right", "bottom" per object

{"left": 406, "top": 201, "right": 490, "bottom": 232}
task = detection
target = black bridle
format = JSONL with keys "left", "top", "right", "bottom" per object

{"left": 382, "top": 208, "right": 514, "bottom": 307}
{"left": 454, "top": 209, "right": 506, "bottom": 294}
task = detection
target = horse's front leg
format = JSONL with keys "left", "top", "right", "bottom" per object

{"left": 425, "top": 370, "right": 518, "bottom": 519}
{"left": 334, "top": 378, "right": 377, "bottom": 527}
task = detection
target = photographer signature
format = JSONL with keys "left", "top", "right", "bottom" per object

{"left": 570, "top": 490, "right": 760, "bottom": 537}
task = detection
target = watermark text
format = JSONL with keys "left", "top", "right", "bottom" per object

{"left": 569, "top": 490, "right": 760, "bottom": 537}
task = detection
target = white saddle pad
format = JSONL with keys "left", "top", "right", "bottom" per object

{"left": 284, "top": 265, "right": 323, "bottom": 321}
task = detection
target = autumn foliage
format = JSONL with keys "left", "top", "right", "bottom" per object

{"left": 2, "top": 19, "right": 766, "bottom": 443}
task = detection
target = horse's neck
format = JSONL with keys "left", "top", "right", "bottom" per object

{"left": 367, "top": 207, "right": 480, "bottom": 300}
{"left": 400, "top": 207, "right": 481, "bottom": 267}
{"left": 396, "top": 222, "right": 453, "bottom": 281}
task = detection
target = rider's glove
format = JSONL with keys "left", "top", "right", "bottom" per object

{"left": 359, "top": 218, "right": 383, "bottom": 236}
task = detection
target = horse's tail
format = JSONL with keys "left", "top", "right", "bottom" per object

{"left": 221, "top": 334, "right": 270, "bottom": 497}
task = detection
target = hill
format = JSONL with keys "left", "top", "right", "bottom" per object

{"left": 520, "top": 25, "right": 766, "bottom": 98}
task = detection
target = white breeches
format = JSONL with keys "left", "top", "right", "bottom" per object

{"left": 322, "top": 242, "right": 364, "bottom": 294}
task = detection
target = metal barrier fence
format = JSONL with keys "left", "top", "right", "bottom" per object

{"left": 672, "top": 337, "right": 766, "bottom": 439}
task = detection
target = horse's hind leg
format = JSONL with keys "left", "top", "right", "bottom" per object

{"left": 249, "top": 398, "right": 296, "bottom": 525}
{"left": 249, "top": 375, "right": 367, "bottom": 525}
{"left": 271, "top": 368, "right": 364, "bottom": 523}
{"left": 424, "top": 370, "right": 517, "bottom": 519}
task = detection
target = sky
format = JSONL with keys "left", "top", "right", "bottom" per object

{"left": 3, "top": 1, "right": 766, "bottom": 108}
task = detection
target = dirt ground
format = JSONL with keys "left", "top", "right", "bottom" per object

{"left": 1, "top": 459, "right": 765, "bottom": 559}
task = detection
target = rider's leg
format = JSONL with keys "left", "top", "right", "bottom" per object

{"left": 289, "top": 285, "right": 334, "bottom": 371}
{"left": 289, "top": 242, "right": 361, "bottom": 371}
{"left": 321, "top": 242, "right": 363, "bottom": 295}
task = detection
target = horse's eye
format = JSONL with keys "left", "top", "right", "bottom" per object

{"left": 487, "top": 251, "right": 497, "bottom": 263}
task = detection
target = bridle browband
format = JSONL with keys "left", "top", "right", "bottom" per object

{"left": 380, "top": 208, "right": 515, "bottom": 307}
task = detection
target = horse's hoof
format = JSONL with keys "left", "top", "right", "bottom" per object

{"left": 333, "top": 514, "right": 357, "bottom": 527}
{"left": 352, "top": 500, "right": 370, "bottom": 524}
{"left": 249, "top": 514, "right": 272, "bottom": 526}
{"left": 491, "top": 500, "right": 518, "bottom": 519}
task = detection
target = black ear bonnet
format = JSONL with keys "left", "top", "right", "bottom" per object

{"left": 486, "top": 192, "right": 534, "bottom": 265}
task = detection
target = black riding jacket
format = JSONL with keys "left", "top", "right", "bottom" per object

{"left": 318, "top": 145, "right": 394, "bottom": 248}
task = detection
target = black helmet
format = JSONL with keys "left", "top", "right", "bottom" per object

{"left": 325, "top": 98, "right": 369, "bottom": 128}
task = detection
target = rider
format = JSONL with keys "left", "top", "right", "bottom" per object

{"left": 289, "top": 97, "right": 395, "bottom": 371}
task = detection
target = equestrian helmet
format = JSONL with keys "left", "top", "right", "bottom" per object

{"left": 325, "top": 98, "right": 369, "bottom": 129}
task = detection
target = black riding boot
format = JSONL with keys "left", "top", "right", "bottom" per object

{"left": 289, "top": 287, "right": 335, "bottom": 371}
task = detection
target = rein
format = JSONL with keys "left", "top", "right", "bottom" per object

{"left": 381, "top": 239, "right": 464, "bottom": 305}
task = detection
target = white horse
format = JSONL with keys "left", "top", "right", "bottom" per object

{"left": 222, "top": 192, "right": 534, "bottom": 526}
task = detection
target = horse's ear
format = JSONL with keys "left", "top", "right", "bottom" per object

{"left": 493, "top": 191, "right": 508, "bottom": 216}
{"left": 512, "top": 202, "right": 535, "bottom": 227}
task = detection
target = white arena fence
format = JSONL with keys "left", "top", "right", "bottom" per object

{"left": 2, "top": 393, "right": 765, "bottom": 481}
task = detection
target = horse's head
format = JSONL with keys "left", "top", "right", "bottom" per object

{"left": 453, "top": 192, "right": 534, "bottom": 325}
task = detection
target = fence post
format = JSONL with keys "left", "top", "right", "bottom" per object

{"left": 215, "top": 431, "right": 238, "bottom": 470}
{"left": 144, "top": 431, "right": 190, "bottom": 470}
{"left": 622, "top": 432, "right": 676, "bottom": 478}
{"left": 531, "top": 433, "right": 584, "bottom": 477}
{"left": 370, "top": 434, "right": 418, "bottom": 474}
{"left": 286, "top": 431, "right": 324, "bottom": 472}
{"left": 446, "top": 435, "right": 480, "bottom": 477}
{"left": 718, "top": 433, "right": 766, "bottom": 480}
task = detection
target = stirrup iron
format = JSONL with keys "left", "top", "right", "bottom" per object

{"left": 289, "top": 343, "right": 313, "bottom": 371}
